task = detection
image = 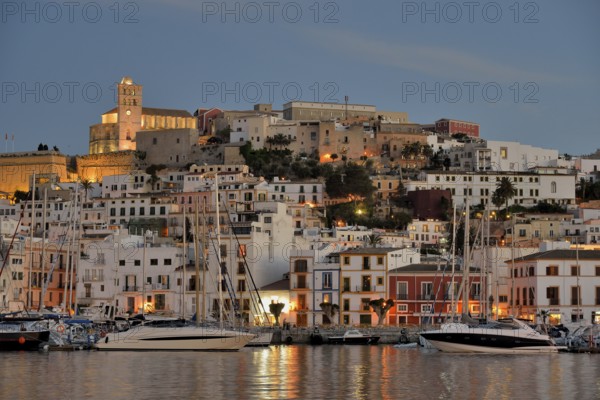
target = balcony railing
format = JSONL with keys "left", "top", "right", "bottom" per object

{"left": 83, "top": 276, "right": 104, "bottom": 283}
{"left": 294, "top": 283, "right": 309, "bottom": 289}
{"left": 123, "top": 286, "right": 140, "bottom": 292}
{"left": 571, "top": 298, "right": 582, "bottom": 306}
{"left": 396, "top": 294, "right": 408, "bottom": 300}
{"left": 418, "top": 294, "right": 435, "bottom": 300}
{"left": 152, "top": 283, "right": 170, "bottom": 290}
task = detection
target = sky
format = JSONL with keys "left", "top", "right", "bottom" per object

{"left": 1, "top": 0, "right": 599, "bottom": 156}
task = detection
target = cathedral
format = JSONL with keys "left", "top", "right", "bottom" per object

{"left": 88, "top": 76, "right": 196, "bottom": 154}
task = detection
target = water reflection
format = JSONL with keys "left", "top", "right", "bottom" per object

{"left": 0, "top": 348, "right": 598, "bottom": 399}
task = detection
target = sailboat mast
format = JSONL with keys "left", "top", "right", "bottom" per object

{"left": 202, "top": 197, "right": 207, "bottom": 323}
{"left": 64, "top": 181, "right": 78, "bottom": 314}
{"left": 39, "top": 186, "right": 47, "bottom": 311}
{"left": 461, "top": 197, "right": 470, "bottom": 317}
{"left": 182, "top": 205, "right": 186, "bottom": 318}
{"left": 27, "top": 173, "right": 35, "bottom": 309}
{"left": 215, "top": 176, "right": 224, "bottom": 330}
{"left": 450, "top": 203, "right": 456, "bottom": 321}
{"left": 194, "top": 197, "right": 200, "bottom": 327}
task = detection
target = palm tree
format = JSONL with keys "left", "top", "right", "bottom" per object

{"left": 266, "top": 133, "right": 292, "bottom": 150}
{"left": 268, "top": 302, "right": 285, "bottom": 326}
{"left": 369, "top": 298, "right": 395, "bottom": 325}
{"left": 365, "top": 234, "right": 383, "bottom": 248}
{"left": 80, "top": 178, "right": 93, "bottom": 201}
{"left": 493, "top": 177, "right": 517, "bottom": 212}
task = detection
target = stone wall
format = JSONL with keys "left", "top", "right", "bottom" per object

{"left": 0, "top": 151, "right": 67, "bottom": 193}
{"left": 76, "top": 151, "right": 140, "bottom": 183}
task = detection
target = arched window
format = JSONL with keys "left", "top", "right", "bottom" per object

{"left": 551, "top": 181, "right": 557, "bottom": 193}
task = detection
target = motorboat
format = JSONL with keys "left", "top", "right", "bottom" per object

{"left": 95, "top": 324, "right": 255, "bottom": 351}
{"left": 328, "top": 330, "right": 380, "bottom": 345}
{"left": 0, "top": 320, "right": 50, "bottom": 351}
{"left": 419, "top": 317, "right": 563, "bottom": 354}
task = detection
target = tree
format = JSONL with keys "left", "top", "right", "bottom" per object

{"left": 365, "top": 234, "right": 383, "bottom": 248}
{"left": 493, "top": 177, "right": 517, "bottom": 211}
{"left": 330, "top": 153, "right": 338, "bottom": 162}
{"left": 37, "top": 143, "right": 44, "bottom": 151}
{"left": 266, "top": 133, "right": 292, "bottom": 150}
{"left": 13, "top": 190, "right": 29, "bottom": 203}
{"left": 269, "top": 302, "right": 285, "bottom": 326}
{"left": 80, "top": 178, "right": 93, "bottom": 201}
{"left": 369, "top": 298, "right": 395, "bottom": 325}
{"left": 319, "top": 302, "right": 339, "bottom": 325}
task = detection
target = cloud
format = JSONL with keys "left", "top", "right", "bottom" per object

{"left": 301, "top": 28, "right": 569, "bottom": 85}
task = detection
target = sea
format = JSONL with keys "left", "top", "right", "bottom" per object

{"left": 1, "top": 346, "right": 598, "bottom": 399}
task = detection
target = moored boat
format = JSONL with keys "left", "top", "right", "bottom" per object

{"left": 419, "top": 318, "right": 563, "bottom": 354}
{"left": 328, "top": 330, "right": 380, "bottom": 345}
{"left": 95, "top": 324, "right": 254, "bottom": 351}
{"left": 0, "top": 321, "right": 50, "bottom": 351}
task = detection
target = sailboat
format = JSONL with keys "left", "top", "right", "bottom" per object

{"left": 419, "top": 199, "right": 562, "bottom": 353}
{"left": 96, "top": 195, "right": 254, "bottom": 351}
{"left": 0, "top": 180, "right": 50, "bottom": 351}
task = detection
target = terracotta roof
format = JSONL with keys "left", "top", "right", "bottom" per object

{"left": 513, "top": 249, "right": 600, "bottom": 262}
{"left": 389, "top": 263, "right": 481, "bottom": 273}
{"left": 339, "top": 247, "right": 403, "bottom": 255}
{"left": 260, "top": 278, "right": 290, "bottom": 291}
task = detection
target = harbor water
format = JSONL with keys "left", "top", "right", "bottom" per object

{"left": 1, "top": 346, "right": 598, "bottom": 399}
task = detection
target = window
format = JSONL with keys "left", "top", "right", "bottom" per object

{"left": 134, "top": 260, "right": 141, "bottom": 266}
{"left": 322, "top": 293, "right": 331, "bottom": 304}
{"left": 237, "top": 262, "right": 245, "bottom": 275}
{"left": 551, "top": 181, "right": 557, "bottom": 193}
{"left": 363, "top": 257, "right": 370, "bottom": 270}
{"left": 397, "top": 304, "right": 408, "bottom": 313}
{"left": 237, "top": 279, "right": 246, "bottom": 292}
{"left": 343, "top": 277, "right": 350, "bottom": 292}
{"left": 421, "top": 304, "right": 432, "bottom": 313}
{"left": 397, "top": 282, "right": 408, "bottom": 300}
{"left": 596, "top": 266, "right": 600, "bottom": 276}
{"left": 361, "top": 276, "right": 371, "bottom": 291}
{"left": 546, "top": 286, "right": 559, "bottom": 305}
{"left": 571, "top": 266, "right": 580, "bottom": 276}
{"left": 294, "top": 260, "right": 308, "bottom": 273}
{"left": 343, "top": 256, "right": 350, "bottom": 265}
{"left": 150, "top": 259, "right": 158, "bottom": 266}
{"left": 343, "top": 299, "right": 350, "bottom": 311}
{"left": 323, "top": 272, "right": 332, "bottom": 289}
{"left": 119, "top": 260, "right": 125, "bottom": 266}
{"left": 164, "top": 259, "right": 172, "bottom": 266}
{"left": 377, "top": 257, "right": 383, "bottom": 265}
{"left": 421, "top": 282, "right": 433, "bottom": 299}
{"left": 500, "top": 147, "right": 507, "bottom": 159}
{"left": 377, "top": 277, "right": 383, "bottom": 286}
{"left": 546, "top": 266, "right": 558, "bottom": 276}
{"left": 571, "top": 286, "right": 581, "bottom": 306}
{"left": 361, "top": 298, "right": 371, "bottom": 311}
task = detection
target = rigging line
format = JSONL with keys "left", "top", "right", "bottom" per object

{"left": 43, "top": 197, "right": 77, "bottom": 291}
{"left": 202, "top": 213, "right": 236, "bottom": 323}
{"left": 220, "top": 199, "right": 270, "bottom": 324}
{"left": 0, "top": 192, "right": 28, "bottom": 279}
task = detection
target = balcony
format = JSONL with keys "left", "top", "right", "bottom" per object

{"left": 83, "top": 276, "right": 104, "bottom": 283}
{"left": 571, "top": 298, "right": 582, "bottom": 306}
{"left": 152, "top": 283, "right": 170, "bottom": 290}
{"left": 123, "top": 286, "right": 141, "bottom": 292}
{"left": 418, "top": 294, "right": 435, "bottom": 301}
{"left": 293, "top": 283, "right": 309, "bottom": 290}
{"left": 396, "top": 294, "right": 408, "bottom": 300}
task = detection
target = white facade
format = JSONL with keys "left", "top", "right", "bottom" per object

{"left": 511, "top": 249, "right": 600, "bottom": 326}
{"left": 266, "top": 178, "right": 324, "bottom": 206}
{"left": 408, "top": 171, "right": 576, "bottom": 209}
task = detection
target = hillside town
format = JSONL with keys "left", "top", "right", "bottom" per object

{"left": 1, "top": 76, "right": 600, "bottom": 330}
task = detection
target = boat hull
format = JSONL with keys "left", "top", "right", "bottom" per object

{"left": 95, "top": 326, "right": 254, "bottom": 351}
{"left": 0, "top": 330, "right": 50, "bottom": 351}
{"left": 419, "top": 331, "right": 559, "bottom": 354}
{"left": 328, "top": 336, "right": 380, "bottom": 345}
{"left": 245, "top": 332, "right": 273, "bottom": 347}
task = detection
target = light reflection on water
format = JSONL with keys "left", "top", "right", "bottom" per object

{"left": 0, "top": 347, "right": 598, "bottom": 399}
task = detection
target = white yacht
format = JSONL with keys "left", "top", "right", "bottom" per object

{"left": 96, "top": 324, "right": 255, "bottom": 351}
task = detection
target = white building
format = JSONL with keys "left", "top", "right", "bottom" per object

{"left": 408, "top": 171, "right": 576, "bottom": 209}
{"left": 511, "top": 249, "right": 600, "bottom": 326}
